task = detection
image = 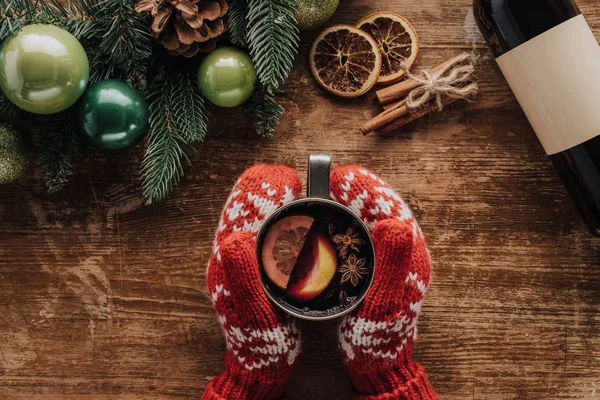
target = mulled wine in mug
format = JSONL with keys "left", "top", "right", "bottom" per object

{"left": 257, "top": 154, "right": 376, "bottom": 321}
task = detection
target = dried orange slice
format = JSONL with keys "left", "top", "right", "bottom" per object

{"left": 356, "top": 12, "right": 419, "bottom": 84}
{"left": 310, "top": 25, "right": 382, "bottom": 98}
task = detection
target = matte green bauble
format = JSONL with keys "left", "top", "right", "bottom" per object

{"left": 0, "top": 24, "right": 90, "bottom": 115}
{"left": 0, "top": 124, "right": 30, "bottom": 184}
{"left": 198, "top": 47, "right": 257, "bottom": 108}
{"left": 77, "top": 80, "right": 149, "bottom": 152}
{"left": 296, "top": 0, "right": 340, "bottom": 31}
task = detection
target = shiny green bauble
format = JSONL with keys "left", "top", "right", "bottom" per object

{"left": 296, "top": 0, "right": 340, "bottom": 31}
{"left": 77, "top": 80, "right": 149, "bottom": 152}
{"left": 0, "top": 124, "right": 30, "bottom": 184}
{"left": 198, "top": 47, "right": 257, "bottom": 108}
{"left": 0, "top": 24, "right": 89, "bottom": 115}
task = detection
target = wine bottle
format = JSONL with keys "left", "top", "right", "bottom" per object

{"left": 474, "top": 0, "right": 600, "bottom": 236}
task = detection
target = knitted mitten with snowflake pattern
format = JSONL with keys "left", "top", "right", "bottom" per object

{"left": 331, "top": 166, "right": 438, "bottom": 400}
{"left": 203, "top": 165, "right": 303, "bottom": 400}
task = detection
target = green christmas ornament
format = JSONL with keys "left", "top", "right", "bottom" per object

{"left": 0, "top": 125, "right": 30, "bottom": 184}
{"left": 0, "top": 24, "right": 90, "bottom": 115}
{"left": 198, "top": 47, "right": 257, "bottom": 108}
{"left": 296, "top": 0, "right": 340, "bottom": 31}
{"left": 77, "top": 80, "right": 149, "bottom": 152}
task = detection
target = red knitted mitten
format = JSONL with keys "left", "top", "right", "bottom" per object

{"left": 331, "top": 166, "right": 438, "bottom": 400}
{"left": 203, "top": 165, "right": 303, "bottom": 400}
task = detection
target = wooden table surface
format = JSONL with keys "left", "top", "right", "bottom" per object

{"left": 2, "top": 1, "right": 600, "bottom": 399}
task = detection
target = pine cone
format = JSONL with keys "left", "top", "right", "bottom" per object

{"left": 135, "top": 0, "right": 228, "bottom": 58}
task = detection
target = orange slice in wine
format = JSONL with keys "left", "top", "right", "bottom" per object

{"left": 286, "top": 232, "right": 338, "bottom": 302}
{"left": 261, "top": 216, "right": 314, "bottom": 290}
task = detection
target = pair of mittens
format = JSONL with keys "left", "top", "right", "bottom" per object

{"left": 203, "top": 165, "right": 438, "bottom": 400}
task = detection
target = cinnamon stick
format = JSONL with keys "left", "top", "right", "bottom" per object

{"left": 382, "top": 97, "right": 407, "bottom": 111}
{"left": 376, "top": 57, "right": 460, "bottom": 106}
{"left": 360, "top": 99, "right": 408, "bottom": 135}
{"left": 374, "top": 96, "right": 459, "bottom": 135}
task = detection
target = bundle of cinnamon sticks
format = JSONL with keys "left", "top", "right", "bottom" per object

{"left": 361, "top": 53, "right": 478, "bottom": 135}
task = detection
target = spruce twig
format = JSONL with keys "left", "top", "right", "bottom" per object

{"left": 141, "top": 61, "right": 209, "bottom": 204}
{"left": 0, "top": 93, "right": 19, "bottom": 122}
{"left": 246, "top": 0, "right": 299, "bottom": 91}
{"left": 0, "top": 0, "right": 155, "bottom": 192}
{"left": 1, "top": 0, "right": 294, "bottom": 200}
{"left": 0, "top": 0, "right": 83, "bottom": 191}
{"left": 228, "top": 0, "right": 248, "bottom": 46}
{"left": 233, "top": 0, "right": 298, "bottom": 135}
{"left": 244, "top": 86, "right": 284, "bottom": 138}
{"left": 1, "top": 0, "right": 153, "bottom": 83}
{"left": 88, "top": 0, "right": 153, "bottom": 86}
{"left": 37, "top": 115, "right": 80, "bottom": 193}
{"left": 0, "top": 1, "right": 24, "bottom": 41}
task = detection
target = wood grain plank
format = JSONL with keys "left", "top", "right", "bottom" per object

{"left": 1, "top": 0, "right": 600, "bottom": 399}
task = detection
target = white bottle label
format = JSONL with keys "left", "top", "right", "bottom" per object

{"left": 496, "top": 15, "right": 600, "bottom": 155}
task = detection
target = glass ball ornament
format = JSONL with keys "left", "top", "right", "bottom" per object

{"left": 77, "top": 80, "right": 150, "bottom": 152}
{"left": 198, "top": 47, "right": 257, "bottom": 108}
{"left": 296, "top": 0, "right": 340, "bottom": 31}
{"left": 0, "top": 24, "right": 90, "bottom": 115}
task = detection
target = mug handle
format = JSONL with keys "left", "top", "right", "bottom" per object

{"left": 308, "top": 153, "right": 331, "bottom": 199}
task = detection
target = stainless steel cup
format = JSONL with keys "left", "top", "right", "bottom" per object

{"left": 257, "top": 154, "right": 376, "bottom": 321}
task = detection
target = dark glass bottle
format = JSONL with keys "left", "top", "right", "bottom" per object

{"left": 474, "top": 0, "right": 600, "bottom": 236}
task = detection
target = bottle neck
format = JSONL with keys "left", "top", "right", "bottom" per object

{"left": 475, "top": 0, "right": 581, "bottom": 57}
{"left": 506, "top": 0, "right": 580, "bottom": 43}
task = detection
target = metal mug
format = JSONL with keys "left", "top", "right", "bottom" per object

{"left": 257, "top": 154, "right": 376, "bottom": 321}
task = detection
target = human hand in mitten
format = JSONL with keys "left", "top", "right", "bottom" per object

{"left": 203, "top": 165, "right": 303, "bottom": 400}
{"left": 331, "top": 167, "right": 438, "bottom": 400}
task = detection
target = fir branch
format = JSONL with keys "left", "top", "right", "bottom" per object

{"left": 141, "top": 61, "right": 210, "bottom": 204}
{"left": 0, "top": 0, "right": 36, "bottom": 40}
{"left": 89, "top": 0, "right": 154, "bottom": 86}
{"left": 58, "top": 0, "right": 154, "bottom": 86}
{"left": 141, "top": 81, "right": 188, "bottom": 205}
{"left": 1, "top": 0, "right": 155, "bottom": 194}
{"left": 246, "top": 0, "right": 299, "bottom": 91}
{"left": 1, "top": 0, "right": 154, "bottom": 86}
{"left": 48, "top": 1, "right": 111, "bottom": 45}
{"left": 244, "top": 87, "right": 284, "bottom": 138}
{"left": 0, "top": 92, "right": 19, "bottom": 122}
{"left": 1, "top": 0, "right": 87, "bottom": 34}
{"left": 178, "top": 65, "right": 209, "bottom": 143}
{"left": 228, "top": 0, "right": 248, "bottom": 46}
{"left": 37, "top": 115, "right": 80, "bottom": 193}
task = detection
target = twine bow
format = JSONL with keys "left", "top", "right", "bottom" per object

{"left": 405, "top": 53, "right": 478, "bottom": 111}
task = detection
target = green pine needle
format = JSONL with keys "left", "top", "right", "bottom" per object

{"left": 1, "top": 0, "right": 294, "bottom": 200}
{"left": 89, "top": 1, "right": 154, "bottom": 86}
{"left": 228, "top": 0, "right": 248, "bottom": 46}
{"left": 244, "top": 87, "right": 284, "bottom": 138}
{"left": 36, "top": 115, "right": 80, "bottom": 193}
{"left": 0, "top": 93, "right": 19, "bottom": 122}
{"left": 141, "top": 62, "right": 209, "bottom": 205}
{"left": 1, "top": 0, "right": 153, "bottom": 85}
{"left": 1, "top": 0, "right": 155, "bottom": 193}
{"left": 239, "top": 0, "right": 298, "bottom": 135}
{"left": 246, "top": 0, "right": 299, "bottom": 91}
